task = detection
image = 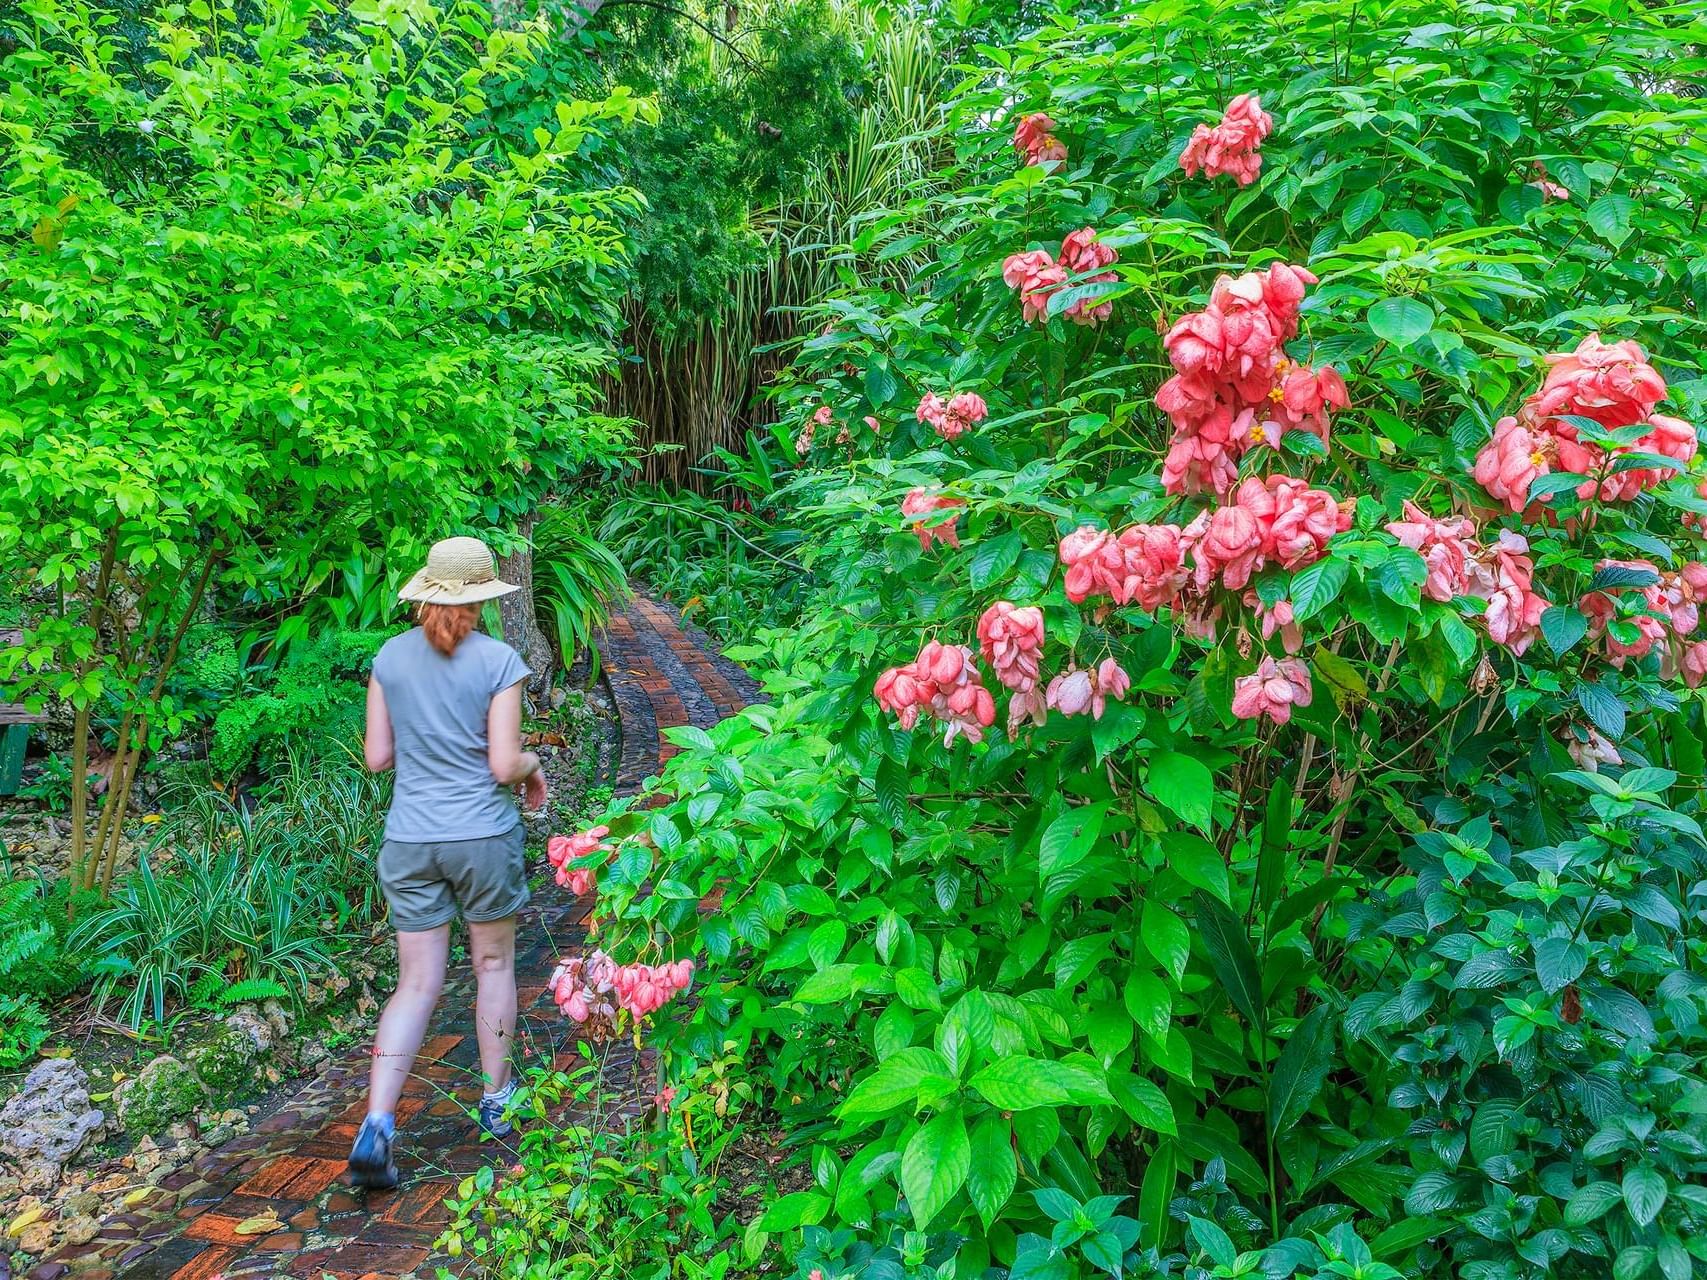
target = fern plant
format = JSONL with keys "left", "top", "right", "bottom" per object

{"left": 0, "top": 878, "right": 63, "bottom": 1067}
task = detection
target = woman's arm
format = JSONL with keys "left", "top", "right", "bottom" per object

{"left": 364, "top": 676, "right": 395, "bottom": 773}
{"left": 488, "top": 683, "right": 546, "bottom": 809}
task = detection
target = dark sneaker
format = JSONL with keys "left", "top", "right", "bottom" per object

{"left": 478, "top": 1090, "right": 516, "bottom": 1140}
{"left": 347, "top": 1115, "right": 399, "bottom": 1190}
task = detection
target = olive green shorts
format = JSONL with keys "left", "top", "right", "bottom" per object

{"left": 377, "top": 824, "right": 529, "bottom": 932}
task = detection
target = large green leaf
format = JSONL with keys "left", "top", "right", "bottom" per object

{"left": 1146, "top": 751, "right": 1215, "bottom": 833}
{"left": 969, "top": 1055, "right": 1113, "bottom": 1109}
{"left": 839, "top": 1047, "right": 954, "bottom": 1121}
{"left": 901, "top": 1109, "right": 971, "bottom": 1228}
{"left": 967, "top": 1116, "right": 1016, "bottom": 1227}
{"left": 1268, "top": 1005, "right": 1334, "bottom": 1135}
{"left": 1193, "top": 891, "right": 1265, "bottom": 1036}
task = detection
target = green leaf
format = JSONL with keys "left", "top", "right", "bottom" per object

{"left": 1162, "top": 831, "right": 1230, "bottom": 904}
{"left": 1141, "top": 899, "right": 1190, "bottom": 983}
{"left": 1290, "top": 557, "right": 1350, "bottom": 621}
{"left": 1565, "top": 1181, "right": 1624, "bottom": 1226}
{"left": 901, "top": 1109, "right": 971, "bottom": 1228}
{"left": 896, "top": 966, "right": 943, "bottom": 1012}
{"left": 1189, "top": 1215, "right": 1237, "bottom": 1268}
{"left": 1137, "top": 1142, "right": 1176, "bottom": 1246}
{"left": 1623, "top": 1164, "right": 1667, "bottom": 1227}
{"left": 864, "top": 361, "right": 898, "bottom": 406}
{"left": 1541, "top": 606, "right": 1588, "bottom": 656}
{"left": 1122, "top": 969, "right": 1173, "bottom": 1044}
{"left": 807, "top": 920, "right": 847, "bottom": 971}
{"left": 1367, "top": 296, "right": 1434, "bottom": 348}
{"left": 1587, "top": 193, "right": 1635, "bottom": 247}
{"left": 1533, "top": 936, "right": 1587, "bottom": 994}
{"left": 1039, "top": 803, "right": 1106, "bottom": 879}
{"left": 969, "top": 1055, "right": 1113, "bottom": 1109}
{"left": 756, "top": 1190, "right": 829, "bottom": 1230}
{"left": 968, "top": 1116, "right": 1017, "bottom": 1228}
{"left": 1147, "top": 751, "right": 1215, "bottom": 833}
{"left": 1193, "top": 891, "right": 1265, "bottom": 1035}
{"left": 1575, "top": 682, "right": 1626, "bottom": 738}
{"left": 1257, "top": 771, "right": 1294, "bottom": 918}
{"left": 1268, "top": 1006, "right": 1334, "bottom": 1136}
{"left": 1110, "top": 1072, "right": 1177, "bottom": 1135}
{"left": 1342, "top": 186, "right": 1385, "bottom": 233}
{"left": 839, "top": 1047, "right": 954, "bottom": 1121}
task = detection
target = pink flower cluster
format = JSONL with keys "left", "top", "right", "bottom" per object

{"left": 1058, "top": 524, "right": 1187, "bottom": 610}
{"left": 1012, "top": 112, "right": 1067, "bottom": 166}
{"left": 1179, "top": 93, "right": 1273, "bottom": 187}
{"left": 1156, "top": 264, "right": 1346, "bottom": 496}
{"left": 1045, "top": 659, "right": 1130, "bottom": 720}
{"left": 1529, "top": 161, "right": 1569, "bottom": 202}
{"left": 548, "top": 950, "right": 694, "bottom": 1036}
{"left": 1384, "top": 502, "right": 1549, "bottom": 654}
{"left": 1186, "top": 475, "right": 1353, "bottom": 592}
{"left": 1231, "top": 656, "right": 1312, "bottom": 725}
{"left": 796, "top": 403, "right": 833, "bottom": 457}
{"left": 917, "top": 391, "right": 988, "bottom": 442}
{"left": 548, "top": 826, "right": 615, "bottom": 896}
{"left": 1002, "top": 227, "right": 1118, "bottom": 326}
{"left": 1579, "top": 559, "right": 1707, "bottom": 681}
{"left": 874, "top": 641, "right": 997, "bottom": 746}
{"left": 901, "top": 488, "right": 964, "bottom": 551}
{"left": 977, "top": 602, "right": 1049, "bottom": 734}
{"left": 1472, "top": 334, "right": 1695, "bottom": 511}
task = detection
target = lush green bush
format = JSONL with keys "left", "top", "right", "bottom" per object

{"left": 0, "top": 0, "right": 637, "bottom": 892}
{"left": 442, "top": 1050, "right": 752, "bottom": 1279}
{"left": 201, "top": 629, "right": 388, "bottom": 779}
{"left": 529, "top": 1, "right": 1707, "bottom": 1277}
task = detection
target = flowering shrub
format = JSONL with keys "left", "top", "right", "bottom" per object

{"left": 523, "top": 2, "right": 1707, "bottom": 1277}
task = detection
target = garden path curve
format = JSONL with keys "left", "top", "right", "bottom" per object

{"left": 24, "top": 592, "right": 759, "bottom": 1280}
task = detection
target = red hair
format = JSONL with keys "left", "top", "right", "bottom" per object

{"left": 419, "top": 603, "right": 477, "bottom": 656}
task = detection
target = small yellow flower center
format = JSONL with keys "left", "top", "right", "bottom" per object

{"left": 1530, "top": 449, "right": 1548, "bottom": 467}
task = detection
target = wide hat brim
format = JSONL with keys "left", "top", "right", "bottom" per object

{"left": 397, "top": 569, "right": 520, "bottom": 605}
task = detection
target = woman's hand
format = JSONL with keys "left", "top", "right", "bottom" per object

{"left": 520, "top": 764, "right": 548, "bottom": 812}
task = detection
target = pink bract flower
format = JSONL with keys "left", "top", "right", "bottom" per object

{"left": 1565, "top": 726, "right": 1622, "bottom": 771}
{"left": 977, "top": 602, "right": 1045, "bottom": 692}
{"left": 1230, "top": 656, "right": 1312, "bottom": 725}
{"left": 1385, "top": 501, "right": 1478, "bottom": 602}
{"left": 875, "top": 639, "right": 997, "bottom": 746}
{"left": 915, "top": 392, "right": 948, "bottom": 432}
{"left": 1055, "top": 228, "right": 1119, "bottom": 325}
{"left": 653, "top": 1085, "right": 678, "bottom": 1111}
{"left": 1155, "top": 264, "right": 1327, "bottom": 496}
{"left": 1045, "top": 666, "right": 1094, "bottom": 718}
{"left": 1179, "top": 93, "right": 1274, "bottom": 187}
{"left": 1012, "top": 112, "right": 1067, "bottom": 165}
{"left": 1472, "top": 532, "right": 1549, "bottom": 656}
{"left": 1090, "top": 657, "right": 1131, "bottom": 720}
{"left": 1245, "top": 592, "right": 1303, "bottom": 654}
{"left": 1471, "top": 416, "right": 1557, "bottom": 512}
{"left": 548, "top": 826, "right": 615, "bottom": 893}
{"left": 1532, "top": 333, "right": 1667, "bottom": 430}
{"left": 1190, "top": 502, "right": 1266, "bottom": 591}
{"left": 901, "top": 488, "right": 964, "bottom": 551}
{"left": 946, "top": 391, "right": 988, "bottom": 432}
{"left": 1528, "top": 161, "right": 1570, "bottom": 202}
{"left": 1002, "top": 249, "right": 1067, "bottom": 324}
{"left": 1681, "top": 640, "right": 1707, "bottom": 689}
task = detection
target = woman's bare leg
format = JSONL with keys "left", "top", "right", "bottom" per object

{"left": 367, "top": 925, "right": 450, "bottom": 1117}
{"left": 468, "top": 916, "right": 517, "bottom": 1095}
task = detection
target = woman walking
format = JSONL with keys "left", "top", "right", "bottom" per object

{"left": 347, "top": 537, "right": 547, "bottom": 1190}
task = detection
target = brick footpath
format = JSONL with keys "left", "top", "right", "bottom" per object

{"left": 23, "top": 594, "right": 756, "bottom": 1280}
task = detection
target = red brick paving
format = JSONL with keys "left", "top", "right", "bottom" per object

{"left": 24, "top": 593, "right": 755, "bottom": 1280}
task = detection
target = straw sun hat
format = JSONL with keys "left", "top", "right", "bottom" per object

{"left": 397, "top": 537, "right": 520, "bottom": 606}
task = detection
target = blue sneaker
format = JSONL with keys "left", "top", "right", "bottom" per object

{"left": 347, "top": 1114, "right": 398, "bottom": 1190}
{"left": 478, "top": 1085, "right": 517, "bottom": 1139}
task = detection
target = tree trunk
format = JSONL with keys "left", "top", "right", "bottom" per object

{"left": 498, "top": 513, "right": 555, "bottom": 710}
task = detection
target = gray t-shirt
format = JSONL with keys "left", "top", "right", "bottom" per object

{"left": 372, "top": 627, "right": 531, "bottom": 844}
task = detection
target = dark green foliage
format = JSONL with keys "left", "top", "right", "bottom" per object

{"left": 205, "top": 629, "right": 388, "bottom": 778}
